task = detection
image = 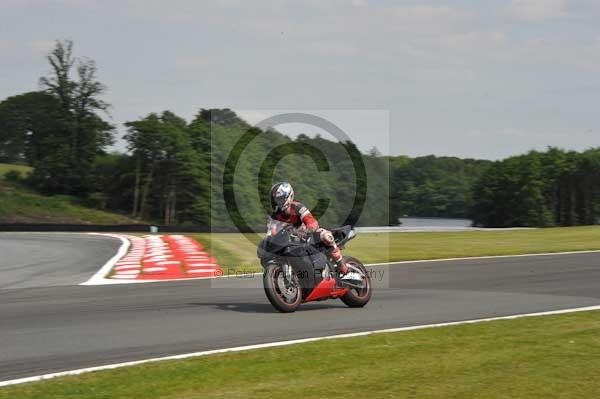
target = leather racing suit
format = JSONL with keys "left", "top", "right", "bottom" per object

{"left": 271, "top": 201, "right": 347, "bottom": 272}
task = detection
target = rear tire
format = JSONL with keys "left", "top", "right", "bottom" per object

{"left": 263, "top": 263, "right": 302, "bottom": 313}
{"left": 340, "top": 256, "right": 372, "bottom": 308}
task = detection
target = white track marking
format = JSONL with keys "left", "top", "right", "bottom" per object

{"left": 188, "top": 268, "right": 219, "bottom": 273}
{"left": 366, "top": 249, "right": 600, "bottom": 267}
{"left": 188, "top": 263, "right": 217, "bottom": 267}
{"left": 114, "top": 270, "right": 139, "bottom": 275}
{"left": 1, "top": 304, "right": 599, "bottom": 387}
{"left": 355, "top": 226, "right": 535, "bottom": 233}
{"left": 143, "top": 267, "right": 167, "bottom": 272}
{"left": 80, "top": 234, "right": 130, "bottom": 286}
{"left": 80, "top": 274, "right": 235, "bottom": 285}
{"left": 114, "top": 266, "right": 141, "bottom": 271}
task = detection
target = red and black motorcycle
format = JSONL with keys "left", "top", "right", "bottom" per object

{"left": 257, "top": 218, "right": 372, "bottom": 313}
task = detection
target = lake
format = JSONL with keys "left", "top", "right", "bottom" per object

{"left": 399, "top": 217, "right": 473, "bottom": 228}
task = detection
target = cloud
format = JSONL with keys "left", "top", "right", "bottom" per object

{"left": 0, "top": 40, "right": 14, "bottom": 50}
{"left": 236, "top": 110, "right": 272, "bottom": 125}
{"left": 380, "top": 4, "right": 472, "bottom": 37}
{"left": 30, "top": 40, "right": 56, "bottom": 54}
{"left": 506, "top": 0, "right": 567, "bottom": 21}
{"left": 60, "top": 0, "right": 97, "bottom": 6}
{"left": 351, "top": 0, "right": 367, "bottom": 7}
{"left": 307, "top": 42, "right": 359, "bottom": 57}
{"left": 392, "top": 5, "right": 470, "bottom": 21}
{"left": 439, "top": 31, "right": 507, "bottom": 51}
{"left": 0, "top": 0, "right": 96, "bottom": 7}
{"left": 174, "top": 56, "right": 212, "bottom": 69}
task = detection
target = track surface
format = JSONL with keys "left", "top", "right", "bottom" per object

{"left": 1, "top": 233, "right": 600, "bottom": 382}
{"left": 0, "top": 233, "right": 120, "bottom": 290}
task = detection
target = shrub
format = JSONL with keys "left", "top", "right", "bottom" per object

{"left": 4, "top": 170, "right": 22, "bottom": 182}
{"left": 84, "top": 192, "right": 108, "bottom": 210}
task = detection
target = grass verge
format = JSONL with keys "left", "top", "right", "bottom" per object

{"left": 0, "top": 164, "right": 141, "bottom": 224}
{"left": 194, "top": 226, "right": 600, "bottom": 271}
{"left": 0, "top": 163, "right": 32, "bottom": 177}
{"left": 2, "top": 310, "right": 599, "bottom": 398}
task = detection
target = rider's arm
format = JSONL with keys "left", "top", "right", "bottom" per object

{"left": 297, "top": 204, "right": 319, "bottom": 233}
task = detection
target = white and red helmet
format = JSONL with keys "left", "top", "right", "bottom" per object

{"left": 270, "top": 182, "right": 294, "bottom": 212}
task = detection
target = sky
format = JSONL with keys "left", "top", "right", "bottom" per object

{"left": 0, "top": 0, "right": 599, "bottom": 160}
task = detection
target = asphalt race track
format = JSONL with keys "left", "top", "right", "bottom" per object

{"left": 0, "top": 233, "right": 120, "bottom": 290}
{"left": 1, "top": 233, "right": 600, "bottom": 382}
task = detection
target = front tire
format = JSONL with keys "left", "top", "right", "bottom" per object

{"left": 340, "top": 256, "right": 372, "bottom": 308}
{"left": 263, "top": 263, "right": 302, "bottom": 313}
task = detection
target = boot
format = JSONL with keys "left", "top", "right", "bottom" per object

{"left": 335, "top": 256, "right": 362, "bottom": 283}
{"left": 335, "top": 257, "right": 349, "bottom": 274}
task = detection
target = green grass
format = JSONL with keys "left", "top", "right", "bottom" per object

{"left": 194, "top": 226, "right": 600, "bottom": 272}
{"left": 0, "top": 163, "right": 32, "bottom": 177}
{"left": 193, "top": 233, "right": 260, "bottom": 270}
{"left": 3, "top": 310, "right": 599, "bottom": 398}
{"left": 352, "top": 226, "right": 600, "bottom": 263}
{"left": 0, "top": 164, "right": 140, "bottom": 224}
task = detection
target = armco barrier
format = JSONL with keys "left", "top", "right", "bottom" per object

{"left": 0, "top": 224, "right": 262, "bottom": 233}
{"left": 0, "top": 224, "right": 155, "bottom": 232}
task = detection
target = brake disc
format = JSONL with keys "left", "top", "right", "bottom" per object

{"left": 277, "top": 271, "right": 297, "bottom": 301}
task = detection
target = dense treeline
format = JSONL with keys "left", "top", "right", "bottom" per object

{"left": 470, "top": 148, "right": 600, "bottom": 227}
{"left": 390, "top": 156, "right": 491, "bottom": 219}
{"left": 1, "top": 40, "right": 599, "bottom": 228}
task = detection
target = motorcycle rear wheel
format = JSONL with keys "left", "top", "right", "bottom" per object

{"left": 263, "top": 263, "right": 302, "bottom": 313}
{"left": 340, "top": 256, "right": 372, "bottom": 308}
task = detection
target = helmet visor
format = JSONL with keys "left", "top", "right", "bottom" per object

{"left": 273, "top": 194, "right": 288, "bottom": 207}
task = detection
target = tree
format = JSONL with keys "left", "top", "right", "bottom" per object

{"left": 389, "top": 155, "right": 491, "bottom": 221}
{"left": 32, "top": 39, "right": 113, "bottom": 195}
{"left": 469, "top": 147, "right": 600, "bottom": 227}
{"left": 197, "top": 108, "right": 248, "bottom": 127}
{"left": 124, "top": 111, "right": 206, "bottom": 224}
{"left": 0, "top": 91, "right": 62, "bottom": 164}
{"left": 124, "top": 113, "right": 165, "bottom": 218}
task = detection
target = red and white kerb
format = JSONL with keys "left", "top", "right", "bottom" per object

{"left": 110, "top": 235, "right": 222, "bottom": 281}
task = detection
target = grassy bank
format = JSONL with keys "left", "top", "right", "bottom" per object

{"left": 0, "top": 164, "right": 140, "bottom": 224}
{"left": 3, "top": 310, "right": 599, "bottom": 398}
{"left": 195, "top": 226, "right": 600, "bottom": 271}
{"left": 0, "top": 163, "right": 33, "bottom": 177}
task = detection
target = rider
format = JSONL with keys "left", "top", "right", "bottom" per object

{"left": 269, "top": 181, "right": 361, "bottom": 283}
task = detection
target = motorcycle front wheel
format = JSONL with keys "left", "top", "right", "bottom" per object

{"left": 263, "top": 263, "right": 302, "bottom": 313}
{"left": 340, "top": 256, "right": 372, "bottom": 308}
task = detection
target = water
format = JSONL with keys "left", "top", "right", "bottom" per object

{"left": 356, "top": 217, "right": 475, "bottom": 233}
{"left": 355, "top": 217, "right": 531, "bottom": 232}
{"left": 399, "top": 217, "right": 472, "bottom": 228}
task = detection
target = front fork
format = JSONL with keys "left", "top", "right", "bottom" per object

{"left": 283, "top": 263, "right": 293, "bottom": 282}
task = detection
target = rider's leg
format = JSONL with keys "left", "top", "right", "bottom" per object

{"left": 318, "top": 228, "right": 348, "bottom": 274}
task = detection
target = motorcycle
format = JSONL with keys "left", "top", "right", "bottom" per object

{"left": 257, "top": 218, "right": 372, "bottom": 313}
